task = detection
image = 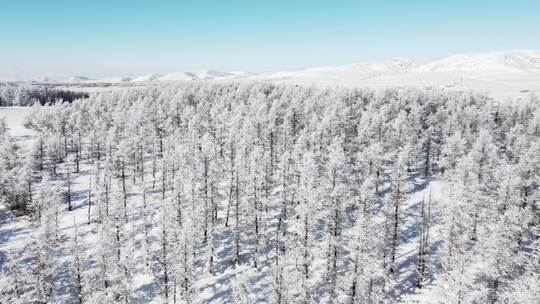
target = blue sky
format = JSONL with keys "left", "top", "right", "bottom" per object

{"left": 1, "top": 0, "right": 539, "bottom": 80}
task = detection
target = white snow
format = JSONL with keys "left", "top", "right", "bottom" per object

{"left": 59, "top": 76, "right": 96, "bottom": 83}
{"left": 130, "top": 70, "right": 237, "bottom": 82}
{"left": 151, "top": 72, "right": 196, "bottom": 81}
{"left": 131, "top": 73, "right": 164, "bottom": 82}
{"left": 241, "top": 50, "right": 540, "bottom": 98}
{"left": 412, "top": 49, "right": 540, "bottom": 74}
{"left": 0, "top": 107, "right": 36, "bottom": 143}
{"left": 6, "top": 49, "right": 539, "bottom": 99}
{"left": 96, "top": 76, "right": 133, "bottom": 83}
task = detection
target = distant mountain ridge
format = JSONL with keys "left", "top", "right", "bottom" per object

{"left": 240, "top": 49, "right": 540, "bottom": 98}
{"left": 4, "top": 50, "right": 540, "bottom": 98}
{"left": 60, "top": 75, "right": 95, "bottom": 83}
{"left": 18, "top": 49, "right": 540, "bottom": 84}
{"left": 412, "top": 49, "right": 540, "bottom": 74}
{"left": 64, "top": 70, "right": 242, "bottom": 83}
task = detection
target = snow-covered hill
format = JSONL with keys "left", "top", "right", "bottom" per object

{"left": 249, "top": 49, "right": 540, "bottom": 80}
{"left": 189, "top": 70, "right": 237, "bottom": 79}
{"left": 412, "top": 49, "right": 540, "bottom": 75}
{"left": 6, "top": 50, "right": 540, "bottom": 98}
{"left": 120, "top": 70, "right": 238, "bottom": 82}
{"left": 96, "top": 76, "right": 133, "bottom": 83}
{"left": 247, "top": 58, "right": 422, "bottom": 82}
{"left": 59, "top": 76, "right": 95, "bottom": 83}
{"left": 130, "top": 73, "right": 164, "bottom": 82}
{"left": 243, "top": 50, "right": 540, "bottom": 98}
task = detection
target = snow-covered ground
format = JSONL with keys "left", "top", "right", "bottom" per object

{"left": 0, "top": 107, "right": 36, "bottom": 143}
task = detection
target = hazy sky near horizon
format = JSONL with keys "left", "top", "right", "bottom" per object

{"left": 1, "top": 0, "right": 539, "bottom": 80}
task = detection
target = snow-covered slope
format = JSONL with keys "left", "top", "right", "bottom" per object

{"left": 239, "top": 50, "right": 540, "bottom": 98}
{"left": 0, "top": 107, "right": 36, "bottom": 142}
{"left": 413, "top": 49, "right": 540, "bottom": 75}
{"left": 151, "top": 72, "right": 196, "bottom": 81}
{"left": 130, "top": 73, "right": 164, "bottom": 82}
{"left": 189, "top": 70, "right": 236, "bottom": 79}
{"left": 9, "top": 50, "right": 540, "bottom": 98}
{"left": 130, "top": 70, "right": 236, "bottom": 82}
{"left": 97, "top": 76, "right": 133, "bottom": 83}
{"left": 59, "top": 75, "right": 95, "bottom": 83}
{"left": 249, "top": 58, "right": 422, "bottom": 81}
{"left": 250, "top": 49, "right": 540, "bottom": 81}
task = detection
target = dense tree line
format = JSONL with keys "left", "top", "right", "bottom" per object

{"left": 0, "top": 82, "right": 538, "bottom": 303}
{"left": 0, "top": 86, "right": 89, "bottom": 106}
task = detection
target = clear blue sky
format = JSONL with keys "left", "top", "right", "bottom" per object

{"left": 1, "top": 0, "right": 539, "bottom": 80}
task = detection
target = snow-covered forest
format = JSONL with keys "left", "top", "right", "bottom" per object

{"left": 0, "top": 82, "right": 539, "bottom": 303}
{"left": 0, "top": 87, "right": 89, "bottom": 107}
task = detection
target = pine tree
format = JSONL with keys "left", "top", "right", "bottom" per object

{"left": 416, "top": 190, "right": 432, "bottom": 289}
{"left": 29, "top": 197, "right": 57, "bottom": 303}
{"left": 385, "top": 146, "right": 411, "bottom": 273}
{"left": 325, "top": 138, "right": 348, "bottom": 300}
{"left": 71, "top": 219, "right": 84, "bottom": 303}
